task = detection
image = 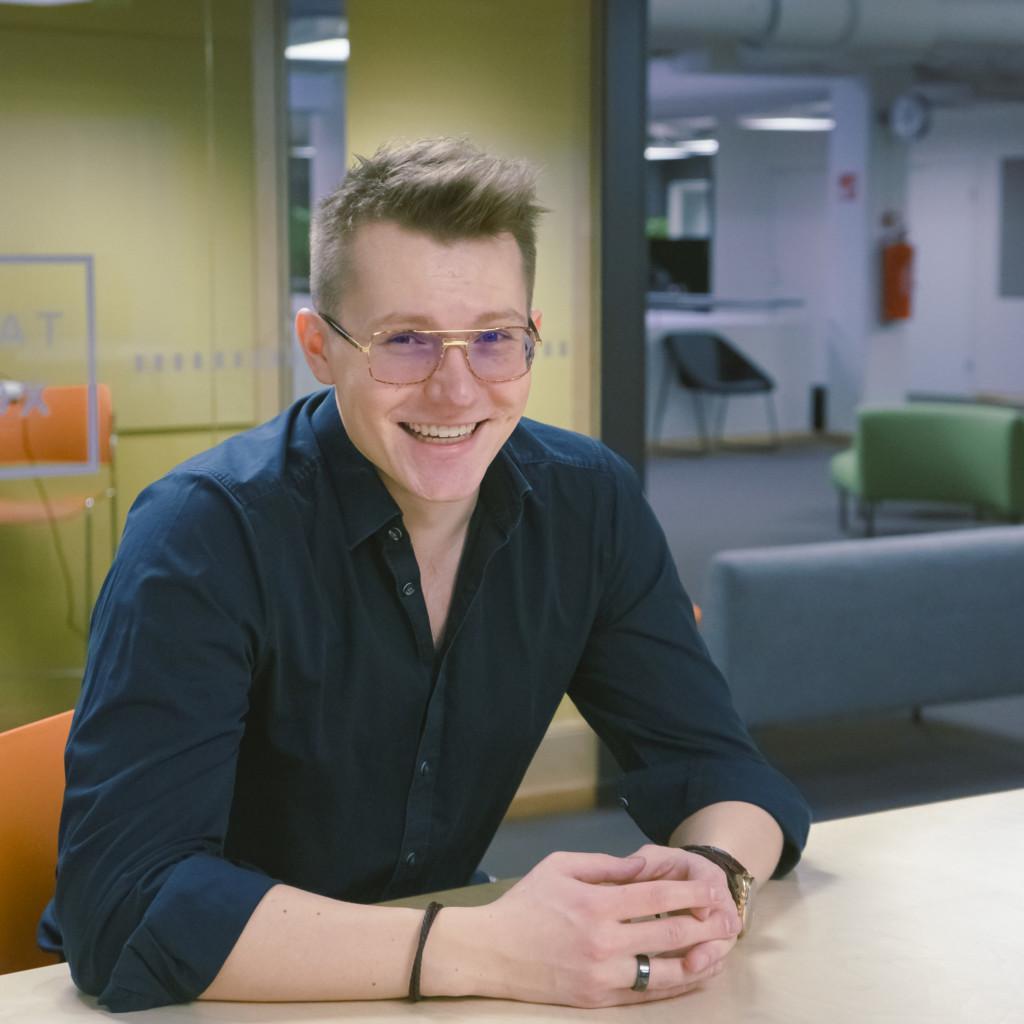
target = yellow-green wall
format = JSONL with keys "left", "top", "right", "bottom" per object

{"left": 0, "top": 1, "right": 278, "bottom": 728}
{"left": 346, "top": 0, "right": 597, "bottom": 437}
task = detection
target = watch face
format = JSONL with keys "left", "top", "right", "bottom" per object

{"left": 889, "top": 93, "right": 930, "bottom": 141}
{"left": 681, "top": 845, "right": 755, "bottom": 935}
{"left": 735, "top": 874, "right": 753, "bottom": 936}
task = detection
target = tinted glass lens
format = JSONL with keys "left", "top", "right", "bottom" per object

{"left": 467, "top": 328, "right": 533, "bottom": 381}
{"left": 370, "top": 331, "right": 438, "bottom": 383}
{"left": 368, "top": 328, "right": 533, "bottom": 383}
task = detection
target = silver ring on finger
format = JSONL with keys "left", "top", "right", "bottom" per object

{"left": 631, "top": 954, "right": 651, "bottom": 992}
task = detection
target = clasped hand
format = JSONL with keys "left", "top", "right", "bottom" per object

{"left": 453, "top": 844, "right": 741, "bottom": 1008}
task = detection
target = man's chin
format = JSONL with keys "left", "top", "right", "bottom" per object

{"left": 410, "top": 479, "right": 485, "bottom": 506}
{"left": 382, "top": 464, "right": 487, "bottom": 509}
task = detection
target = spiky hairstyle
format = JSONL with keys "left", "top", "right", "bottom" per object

{"left": 311, "top": 136, "right": 546, "bottom": 314}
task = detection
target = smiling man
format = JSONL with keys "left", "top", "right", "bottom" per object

{"left": 42, "top": 138, "right": 810, "bottom": 1012}
{"left": 302, "top": 220, "right": 537, "bottom": 650}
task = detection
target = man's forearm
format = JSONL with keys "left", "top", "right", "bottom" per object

{"left": 668, "top": 801, "right": 784, "bottom": 885}
{"left": 200, "top": 884, "right": 429, "bottom": 1001}
{"left": 201, "top": 852, "right": 737, "bottom": 1007}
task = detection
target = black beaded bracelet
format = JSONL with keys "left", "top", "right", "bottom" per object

{"left": 408, "top": 901, "right": 444, "bottom": 1002}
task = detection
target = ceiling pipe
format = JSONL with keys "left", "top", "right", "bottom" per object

{"left": 650, "top": 0, "right": 1024, "bottom": 51}
{"left": 767, "top": 0, "right": 855, "bottom": 47}
{"left": 648, "top": 0, "right": 774, "bottom": 42}
{"left": 914, "top": 1, "right": 1024, "bottom": 47}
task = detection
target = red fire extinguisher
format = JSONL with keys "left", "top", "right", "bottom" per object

{"left": 880, "top": 211, "right": 913, "bottom": 322}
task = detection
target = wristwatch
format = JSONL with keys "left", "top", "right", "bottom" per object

{"left": 681, "top": 844, "right": 755, "bottom": 937}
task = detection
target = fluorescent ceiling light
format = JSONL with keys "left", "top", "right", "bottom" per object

{"left": 645, "top": 139, "right": 719, "bottom": 160}
{"left": 285, "top": 37, "right": 350, "bottom": 63}
{"left": 738, "top": 116, "right": 835, "bottom": 132}
{"left": 679, "top": 138, "right": 718, "bottom": 155}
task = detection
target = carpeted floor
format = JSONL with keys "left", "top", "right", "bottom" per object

{"left": 646, "top": 440, "right": 996, "bottom": 605}
{"left": 484, "top": 441, "right": 1024, "bottom": 879}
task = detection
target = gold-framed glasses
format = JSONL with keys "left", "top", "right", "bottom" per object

{"left": 318, "top": 311, "right": 542, "bottom": 386}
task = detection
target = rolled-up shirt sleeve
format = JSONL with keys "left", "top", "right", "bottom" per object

{"left": 49, "top": 472, "right": 278, "bottom": 1011}
{"left": 568, "top": 457, "right": 811, "bottom": 877}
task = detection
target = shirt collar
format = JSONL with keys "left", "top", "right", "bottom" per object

{"left": 310, "top": 390, "right": 401, "bottom": 550}
{"left": 481, "top": 439, "right": 533, "bottom": 539}
{"left": 309, "top": 389, "right": 533, "bottom": 549}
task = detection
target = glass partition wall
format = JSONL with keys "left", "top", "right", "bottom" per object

{"left": 284, "top": 0, "right": 348, "bottom": 400}
{"left": 0, "top": 0, "right": 289, "bottom": 729}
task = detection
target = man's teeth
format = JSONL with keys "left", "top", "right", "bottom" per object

{"left": 405, "top": 422, "right": 478, "bottom": 438}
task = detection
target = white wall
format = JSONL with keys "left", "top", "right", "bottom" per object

{"left": 899, "top": 103, "right": 1024, "bottom": 401}
{"left": 713, "top": 123, "right": 830, "bottom": 310}
{"left": 823, "top": 78, "right": 872, "bottom": 432}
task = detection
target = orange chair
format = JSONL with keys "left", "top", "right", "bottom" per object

{"left": 0, "top": 709, "right": 72, "bottom": 974}
{"left": 0, "top": 384, "right": 118, "bottom": 625}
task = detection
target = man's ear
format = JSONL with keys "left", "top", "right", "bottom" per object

{"left": 295, "top": 308, "right": 335, "bottom": 385}
{"left": 530, "top": 309, "right": 543, "bottom": 332}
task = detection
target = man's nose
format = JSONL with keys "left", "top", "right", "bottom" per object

{"left": 425, "top": 342, "right": 478, "bottom": 403}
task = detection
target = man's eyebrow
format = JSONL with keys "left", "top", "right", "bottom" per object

{"left": 469, "top": 309, "right": 528, "bottom": 326}
{"left": 369, "top": 310, "right": 528, "bottom": 331}
{"left": 368, "top": 312, "right": 433, "bottom": 330}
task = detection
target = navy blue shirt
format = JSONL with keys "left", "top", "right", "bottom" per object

{"left": 41, "top": 389, "right": 809, "bottom": 1012}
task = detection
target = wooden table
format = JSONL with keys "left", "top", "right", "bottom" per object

{"left": 2, "top": 789, "right": 1022, "bottom": 1022}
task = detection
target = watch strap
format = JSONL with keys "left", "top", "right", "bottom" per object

{"left": 681, "top": 844, "right": 755, "bottom": 935}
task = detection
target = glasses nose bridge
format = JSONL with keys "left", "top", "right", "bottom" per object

{"left": 434, "top": 334, "right": 475, "bottom": 374}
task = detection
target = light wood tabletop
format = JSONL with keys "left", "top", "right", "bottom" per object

{"left": 2, "top": 788, "right": 1021, "bottom": 1023}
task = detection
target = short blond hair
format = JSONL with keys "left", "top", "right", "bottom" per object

{"left": 311, "top": 137, "right": 546, "bottom": 314}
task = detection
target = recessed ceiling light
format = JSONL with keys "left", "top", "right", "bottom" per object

{"left": 645, "top": 139, "right": 719, "bottom": 160}
{"left": 738, "top": 116, "right": 835, "bottom": 131}
{"left": 285, "top": 37, "right": 350, "bottom": 63}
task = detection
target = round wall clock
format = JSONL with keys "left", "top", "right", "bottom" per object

{"left": 887, "top": 93, "right": 931, "bottom": 142}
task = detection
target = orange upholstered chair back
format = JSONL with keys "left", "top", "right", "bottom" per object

{"left": 0, "top": 384, "right": 113, "bottom": 465}
{"left": 0, "top": 710, "right": 72, "bottom": 974}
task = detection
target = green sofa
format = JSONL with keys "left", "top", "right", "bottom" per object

{"left": 831, "top": 403, "right": 1024, "bottom": 535}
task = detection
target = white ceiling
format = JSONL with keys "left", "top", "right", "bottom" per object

{"left": 647, "top": 0, "right": 1024, "bottom": 125}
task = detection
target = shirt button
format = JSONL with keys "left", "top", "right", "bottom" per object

{"left": 388, "top": 526, "right": 403, "bottom": 542}
{"left": 405, "top": 851, "right": 417, "bottom": 866}
{"left": 419, "top": 760, "right": 430, "bottom": 776}
{"left": 402, "top": 582, "right": 416, "bottom": 597}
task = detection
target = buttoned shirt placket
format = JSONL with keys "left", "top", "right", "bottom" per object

{"left": 376, "top": 501, "right": 519, "bottom": 898}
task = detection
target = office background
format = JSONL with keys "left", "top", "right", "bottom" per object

{"left": 2, "top": 0, "right": 1023, "bottom": 822}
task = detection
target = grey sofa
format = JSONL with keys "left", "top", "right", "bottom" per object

{"left": 701, "top": 526, "right": 1024, "bottom": 727}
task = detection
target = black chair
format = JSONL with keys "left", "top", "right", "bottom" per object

{"left": 655, "top": 332, "right": 779, "bottom": 452}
